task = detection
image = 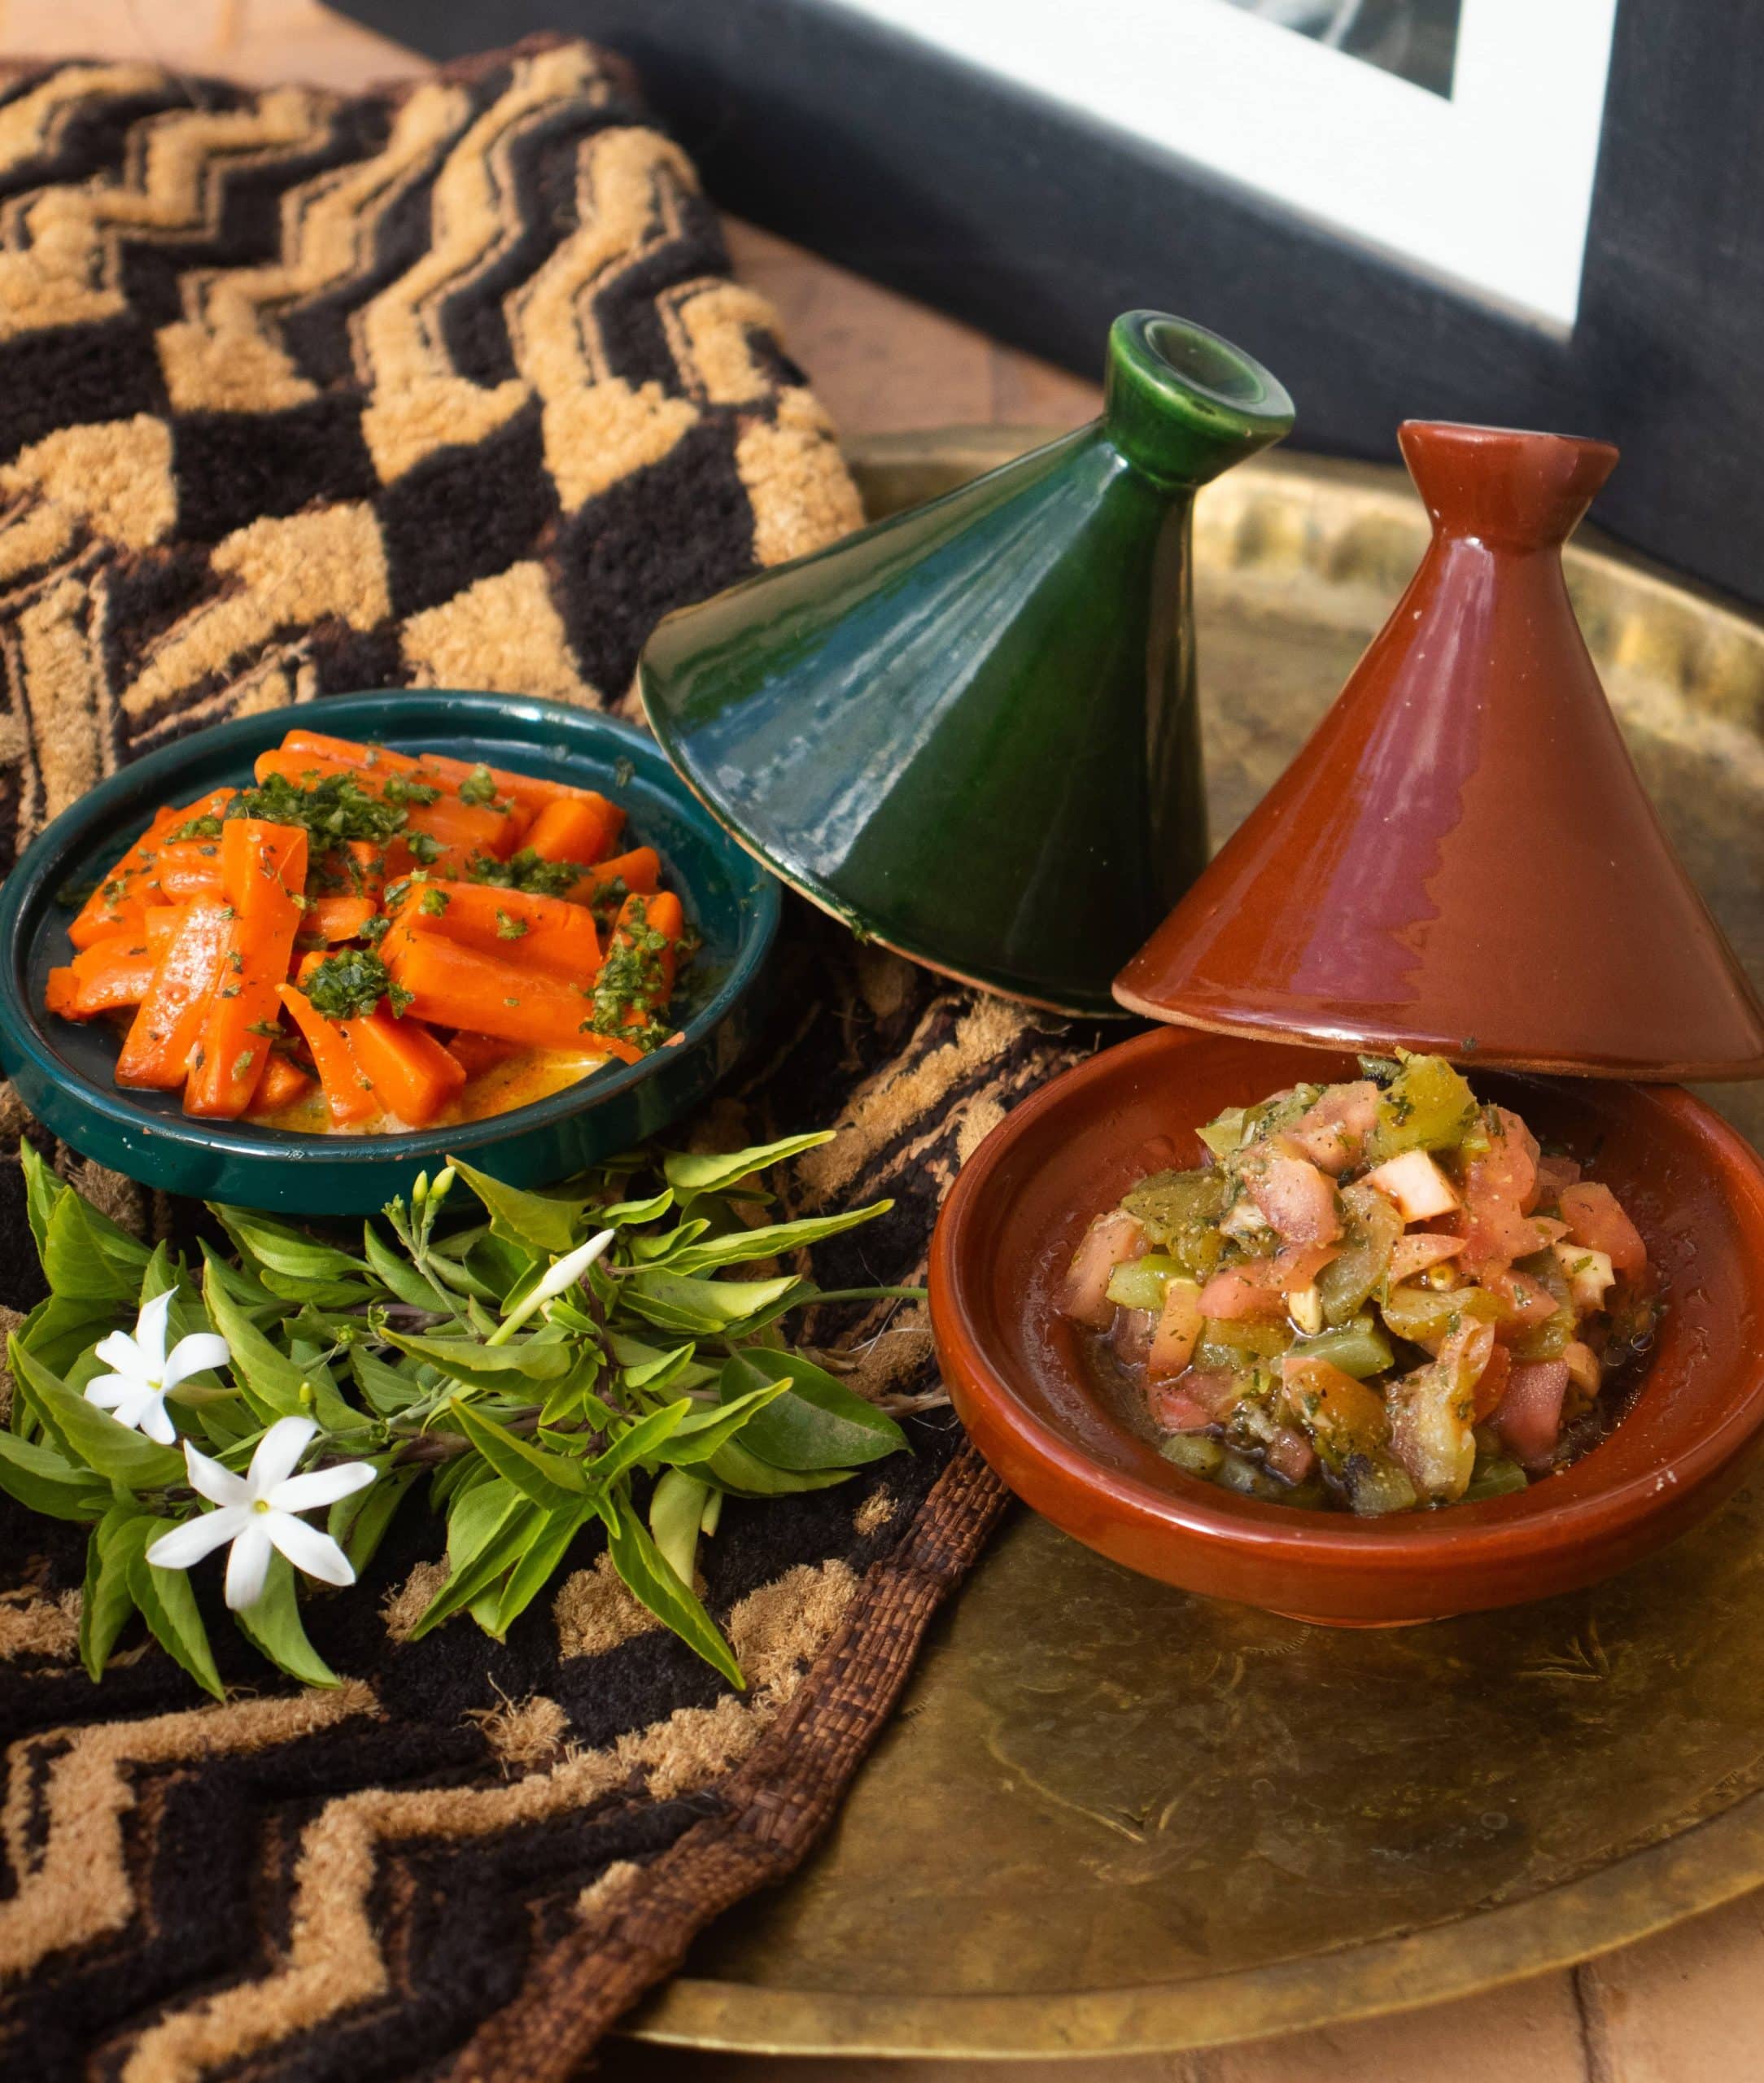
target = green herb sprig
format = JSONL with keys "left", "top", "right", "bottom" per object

{"left": 1, "top": 1135, "right": 912, "bottom": 1697}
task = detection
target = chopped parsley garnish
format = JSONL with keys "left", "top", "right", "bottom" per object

{"left": 360, "top": 914, "right": 391, "bottom": 945}
{"left": 406, "top": 831, "right": 443, "bottom": 867}
{"left": 419, "top": 887, "right": 449, "bottom": 916}
{"left": 218, "top": 772, "right": 408, "bottom": 847}
{"left": 381, "top": 772, "right": 441, "bottom": 808}
{"left": 464, "top": 847, "right": 583, "bottom": 898}
{"left": 586, "top": 896, "right": 680, "bottom": 1054}
{"left": 166, "top": 813, "right": 225, "bottom": 841}
{"left": 301, "top": 949, "right": 396, "bottom": 1021}
{"left": 456, "top": 765, "right": 500, "bottom": 807}
{"left": 495, "top": 909, "right": 527, "bottom": 939}
{"left": 232, "top": 1050, "right": 257, "bottom": 1081}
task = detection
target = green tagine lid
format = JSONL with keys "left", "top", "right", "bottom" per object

{"left": 639, "top": 312, "right": 1294, "bottom": 1017}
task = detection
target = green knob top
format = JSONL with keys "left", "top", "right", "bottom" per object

{"left": 1104, "top": 310, "right": 1295, "bottom": 490}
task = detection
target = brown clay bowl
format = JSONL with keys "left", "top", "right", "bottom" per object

{"left": 928, "top": 1028, "right": 1764, "bottom": 1626}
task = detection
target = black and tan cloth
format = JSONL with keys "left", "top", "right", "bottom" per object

{"left": 0, "top": 39, "right": 1087, "bottom": 2083}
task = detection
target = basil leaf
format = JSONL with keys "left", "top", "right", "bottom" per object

{"left": 0, "top": 1426, "right": 109, "bottom": 1519}
{"left": 411, "top": 1483, "right": 539, "bottom": 1636}
{"left": 386, "top": 1330, "right": 573, "bottom": 1393}
{"left": 8, "top": 1338, "right": 185, "bottom": 1487}
{"left": 203, "top": 1262, "right": 356, "bottom": 1431}
{"left": 491, "top": 1500, "right": 594, "bottom": 1636}
{"left": 449, "top": 1400, "right": 585, "bottom": 1509}
{"left": 19, "top": 1137, "right": 65, "bottom": 1261}
{"left": 662, "top": 1133, "right": 833, "bottom": 1200}
{"left": 648, "top": 1468, "right": 710, "bottom": 1586}
{"left": 15, "top": 1293, "right": 122, "bottom": 1380}
{"left": 129, "top": 1529, "right": 225, "bottom": 1699}
{"left": 361, "top": 1223, "right": 452, "bottom": 1313}
{"left": 720, "top": 1350, "right": 907, "bottom": 1469}
{"left": 584, "top": 1400, "right": 690, "bottom": 1487}
{"left": 702, "top": 1437, "right": 858, "bottom": 1497}
{"left": 669, "top": 1202, "right": 894, "bottom": 1275}
{"left": 598, "top": 1494, "right": 742, "bottom": 1688}
{"left": 447, "top": 1156, "right": 584, "bottom": 1256}
{"left": 81, "top": 1509, "right": 154, "bottom": 1679}
{"left": 657, "top": 1379, "right": 792, "bottom": 1465}
{"left": 621, "top": 1269, "right": 806, "bottom": 1336}
{"left": 595, "top": 1187, "right": 675, "bottom": 1226}
{"left": 351, "top": 1346, "right": 426, "bottom": 1415}
{"left": 212, "top": 1207, "right": 368, "bottom": 1287}
{"left": 41, "top": 1189, "right": 150, "bottom": 1305}
{"left": 234, "top": 1552, "right": 340, "bottom": 1686}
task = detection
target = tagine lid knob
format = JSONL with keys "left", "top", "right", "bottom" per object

{"left": 1111, "top": 420, "right": 1764, "bottom": 1081}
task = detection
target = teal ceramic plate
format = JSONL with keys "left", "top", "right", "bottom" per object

{"left": 0, "top": 692, "right": 779, "bottom": 1214}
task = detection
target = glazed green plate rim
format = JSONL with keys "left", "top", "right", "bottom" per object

{"left": 0, "top": 690, "right": 780, "bottom": 1176}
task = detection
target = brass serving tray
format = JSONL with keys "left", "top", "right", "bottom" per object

{"left": 628, "top": 430, "right": 1764, "bottom": 2059}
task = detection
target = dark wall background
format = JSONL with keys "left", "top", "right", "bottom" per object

{"left": 341, "top": 0, "right": 1764, "bottom": 609}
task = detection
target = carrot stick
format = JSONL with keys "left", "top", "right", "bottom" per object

{"left": 276, "top": 981, "right": 378, "bottom": 1124}
{"left": 599, "top": 891, "right": 684, "bottom": 1033}
{"left": 307, "top": 838, "right": 387, "bottom": 904}
{"left": 336, "top": 1008, "right": 465, "bottom": 1127}
{"left": 388, "top": 877, "right": 600, "bottom": 981}
{"left": 116, "top": 900, "right": 234, "bottom": 1089}
{"left": 386, "top": 933, "right": 643, "bottom": 1059}
{"left": 144, "top": 906, "right": 186, "bottom": 955}
{"left": 58, "top": 933, "right": 159, "bottom": 1017}
{"left": 184, "top": 819, "right": 308, "bottom": 1120}
{"left": 277, "top": 729, "right": 610, "bottom": 823}
{"left": 523, "top": 793, "right": 622, "bottom": 866}
{"left": 444, "top": 1031, "right": 522, "bottom": 1076}
{"left": 253, "top": 749, "right": 522, "bottom": 858}
{"left": 44, "top": 967, "right": 79, "bottom": 1018}
{"left": 68, "top": 807, "right": 179, "bottom": 950}
{"left": 146, "top": 838, "right": 227, "bottom": 903}
{"left": 300, "top": 895, "right": 378, "bottom": 944}
{"left": 561, "top": 845, "right": 661, "bottom": 910}
{"left": 250, "top": 1051, "right": 316, "bottom": 1113}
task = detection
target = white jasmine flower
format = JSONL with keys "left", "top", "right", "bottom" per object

{"left": 145, "top": 1416, "right": 375, "bottom": 1609}
{"left": 487, "top": 1227, "right": 615, "bottom": 1345}
{"left": 85, "top": 1290, "right": 231, "bottom": 1446}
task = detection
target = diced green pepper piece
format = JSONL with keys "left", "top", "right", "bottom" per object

{"left": 1213, "top": 1448, "right": 1284, "bottom": 1500}
{"left": 1194, "top": 1317, "right": 1294, "bottom": 1373}
{"left": 1105, "top": 1251, "right": 1182, "bottom": 1312}
{"left": 1289, "top": 1312, "right": 1395, "bottom": 1380}
{"left": 1510, "top": 1248, "right": 1575, "bottom": 1360}
{"left": 1160, "top": 1433, "right": 1225, "bottom": 1478}
{"left": 1367, "top": 1052, "right": 1478, "bottom": 1163}
{"left": 1197, "top": 1107, "right": 1248, "bottom": 1159}
{"left": 1464, "top": 1455, "right": 1530, "bottom": 1501}
{"left": 1120, "top": 1168, "right": 1227, "bottom": 1279}
{"left": 1345, "top": 1452, "right": 1420, "bottom": 1516}
{"left": 1317, "top": 1181, "right": 1403, "bottom": 1328}
{"left": 1379, "top": 1282, "right": 1505, "bottom": 1347}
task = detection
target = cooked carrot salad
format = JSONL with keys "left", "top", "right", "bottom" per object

{"left": 1061, "top": 1053, "right": 1658, "bottom": 1514}
{"left": 46, "top": 729, "right": 692, "bottom": 1133}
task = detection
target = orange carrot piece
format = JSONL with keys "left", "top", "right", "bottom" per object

{"left": 250, "top": 1051, "right": 316, "bottom": 1113}
{"left": 307, "top": 838, "right": 387, "bottom": 904}
{"left": 337, "top": 1009, "right": 465, "bottom": 1127}
{"left": 143, "top": 906, "right": 186, "bottom": 955}
{"left": 184, "top": 819, "right": 308, "bottom": 1120}
{"left": 68, "top": 807, "right": 179, "bottom": 950}
{"left": 253, "top": 749, "right": 520, "bottom": 858}
{"left": 386, "top": 934, "right": 643, "bottom": 1060}
{"left": 388, "top": 878, "right": 600, "bottom": 981}
{"left": 445, "top": 1031, "right": 522, "bottom": 1076}
{"left": 278, "top": 729, "right": 606, "bottom": 823}
{"left": 115, "top": 900, "right": 234, "bottom": 1089}
{"left": 59, "top": 932, "right": 159, "bottom": 1016}
{"left": 605, "top": 890, "right": 684, "bottom": 1030}
{"left": 561, "top": 846, "right": 661, "bottom": 910}
{"left": 276, "top": 982, "right": 378, "bottom": 1124}
{"left": 45, "top": 967, "right": 79, "bottom": 1018}
{"left": 301, "top": 895, "right": 378, "bottom": 944}
{"left": 147, "top": 837, "right": 227, "bottom": 903}
{"left": 523, "top": 793, "right": 623, "bottom": 867}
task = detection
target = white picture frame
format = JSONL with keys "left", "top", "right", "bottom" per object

{"left": 827, "top": 0, "right": 1618, "bottom": 330}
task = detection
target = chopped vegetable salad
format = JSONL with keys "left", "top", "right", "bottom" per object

{"left": 47, "top": 730, "right": 691, "bottom": 1133}
{"left": 1061, "top": 1054, "right": 1657, "bottom": 1514}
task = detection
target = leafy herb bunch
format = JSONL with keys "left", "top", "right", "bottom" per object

{"left": 0, "top": 1134, "right": 914, "bottom": 1697}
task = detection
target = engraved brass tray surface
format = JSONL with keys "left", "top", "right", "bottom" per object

{"left": 630, "top": 431, "right": 1764, "bottom": 2059}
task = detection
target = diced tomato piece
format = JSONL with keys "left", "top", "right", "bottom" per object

{"left": 1491, "top": 1359, "right": 1571, "bottom": 1469}
{"left": 1266, "top": 1427, "right": 1317, "bottom": 1484}
{"left": 1148, "top": 1386, "right": 1216, "bottom": 1433}
{"left": 1199, "top": 1242, "right": 1335, "bottom": 1321}
{"left": 1471, "top": 1342, "right": 1511, "bottom": 1422}
{"left": 1287, "top": 1081, "right": 1379, "bottom": 1175}
{"left": 1535, "top": 1153, "right": 1583, "bottom": 1203}
{"left": 1558, "top": 1181, "right": 1648, "bottom": 1275}
{"left": 1242, "top": 1139, "right": 1342, "bottom": 1245}
{"left": 1484, "top": 1267, "right": 1558, "bottom": 1336}
{"left": 1060, "top": 1211, "right": 1145, "bottom": 1330}
{"left": 1386, "top": 1232, "right": 1465, "bottom": 1284}
{"left": 1469, "top": 1107, "right": 1542, "bottom": 1212}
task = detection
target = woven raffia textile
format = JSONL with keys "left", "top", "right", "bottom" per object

{"left": 0, "top": 39, "right": 1092, "bottom": 2082}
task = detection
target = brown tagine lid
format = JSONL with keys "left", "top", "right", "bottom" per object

{"left": 1113, "top": 421, "right": 1764, "bottom": 1080}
